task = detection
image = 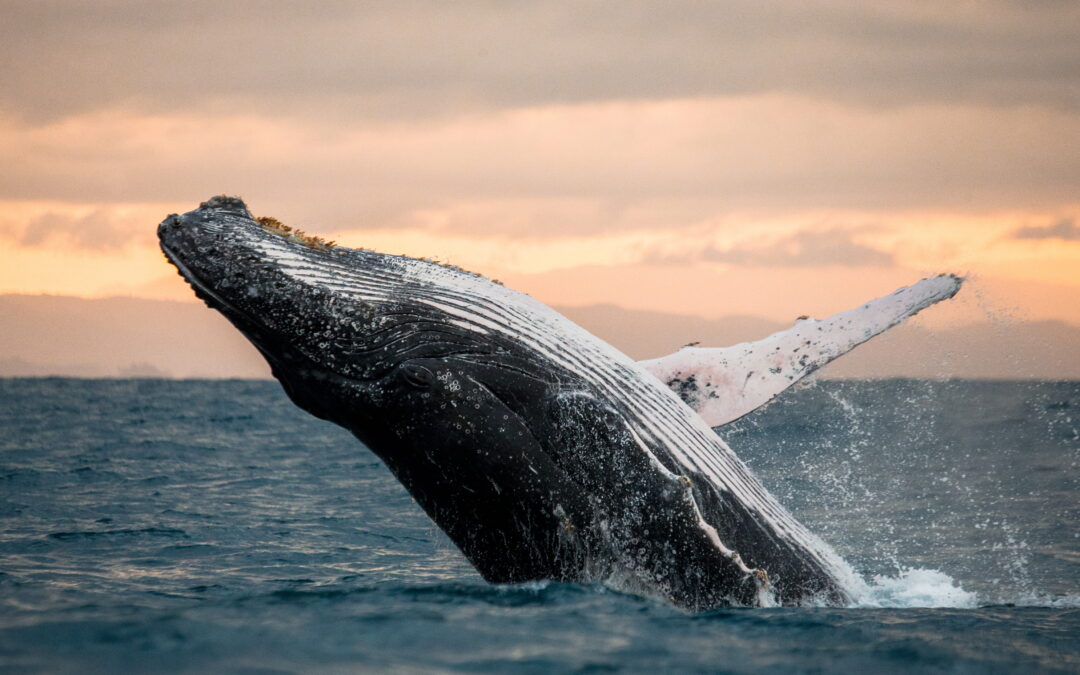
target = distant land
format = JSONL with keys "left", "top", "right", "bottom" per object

{"left": 2, "top": 294, "right": 1079, "bottom": 379}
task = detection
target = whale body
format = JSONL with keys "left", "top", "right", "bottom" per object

{"left": 159, "top": 196, "right": 962, "bottom": 610}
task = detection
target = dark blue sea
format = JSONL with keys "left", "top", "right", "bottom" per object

{"left": 1, "top": 378, "right": 1077, "bottom": 673}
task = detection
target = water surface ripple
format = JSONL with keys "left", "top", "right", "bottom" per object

{"left": 0, "top": 378, "right": 1076, "bottom": 673}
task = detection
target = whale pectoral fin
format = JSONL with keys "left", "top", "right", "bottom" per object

{"left": 638, "top": 274, "right": 963, "bottom": 427}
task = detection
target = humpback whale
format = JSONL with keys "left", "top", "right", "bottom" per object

{"left": 159, "top": 196, "right": 962, "bottom": 610}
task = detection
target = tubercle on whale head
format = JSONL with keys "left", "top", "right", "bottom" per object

{"left": 156, "top": 195, "right": 514, "bottom": 428}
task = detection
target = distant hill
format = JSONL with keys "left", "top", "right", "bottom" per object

{"left": 0, "top": 295, "right": 269, "bottom": 378}
{"left": 2, "top": 294, "right": 1078, "bottom": 379}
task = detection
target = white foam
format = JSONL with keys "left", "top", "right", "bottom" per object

{"left": 853, "top": 568, "right": 978, "bottom": 608}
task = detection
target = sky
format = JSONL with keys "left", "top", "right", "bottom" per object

{"left": 2, "top": 1, "right": 1079, "bottom": 327}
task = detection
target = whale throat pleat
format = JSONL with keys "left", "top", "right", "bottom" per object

{"left": 247, "top": 225, "right": 863, "bottom": 595}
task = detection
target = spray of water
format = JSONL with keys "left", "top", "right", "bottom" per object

{"left": 727, "top": 374, "right": 1076, "bottom": 609}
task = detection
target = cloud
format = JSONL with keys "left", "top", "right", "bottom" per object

{"left": 0, "top": 1, "right": 1078, "bottom": 122}
{"left": 705, "top": 230, "right": 895, "bottom": 267}
{"left": 2, "top": 98, "right": 1079, "bottom": 238}
{"left": 0, "top": 203, "right": 174, "bottom": 250}
{"left": 18, "top": 210, "right": 131, "bottom": 249}
{"left": 648, "top": 229, "right": 895, "bottom": 268}
{"left": 1012, "top": 218, "right": 1080, "bottom": 241}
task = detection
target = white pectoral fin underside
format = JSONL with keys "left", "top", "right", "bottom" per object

{"left": 639, "top": 274, "right": 963, "bottom": 427}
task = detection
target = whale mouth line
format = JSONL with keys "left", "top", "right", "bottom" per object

{"left": 160, "top": 242, "right": 269, "bottom": 336}
{"left": 161, "top": 244, "right": 228, "bottom": 308}
{"left": 161, "top": 240, "right": 378, "bottom": 384}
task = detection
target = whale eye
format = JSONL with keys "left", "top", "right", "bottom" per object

{"left": 400, "top": 363, "right": 435, "bottom": 389}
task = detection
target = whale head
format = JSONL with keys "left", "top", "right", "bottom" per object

{"left": 158, "top": 196, "right": 588, "bottom": 582}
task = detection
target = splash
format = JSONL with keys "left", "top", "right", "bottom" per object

{"left": 855, "top": 568, "right": 978, "bottom": 608}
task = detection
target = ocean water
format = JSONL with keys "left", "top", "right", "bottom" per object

{"left": 0, "top": 378, "right": 1076, "bottom": 673}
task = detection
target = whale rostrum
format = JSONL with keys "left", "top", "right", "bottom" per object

{"left": 159, "top": 196, "right": 962, "bottom": 610}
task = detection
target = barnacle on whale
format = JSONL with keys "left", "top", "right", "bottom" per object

{"left": 252, "top": 208, "right": 503, "bottom": 284}
{"left": 255, "top": 215, "right": 336, "bottom": 251}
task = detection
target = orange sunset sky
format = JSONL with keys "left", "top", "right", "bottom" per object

{"left": 1, "top": 2, "right": 1078, "bottom": 328}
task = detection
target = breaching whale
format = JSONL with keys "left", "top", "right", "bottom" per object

{"left": 159, "top": 196, "right": 962, "bottom": 610}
